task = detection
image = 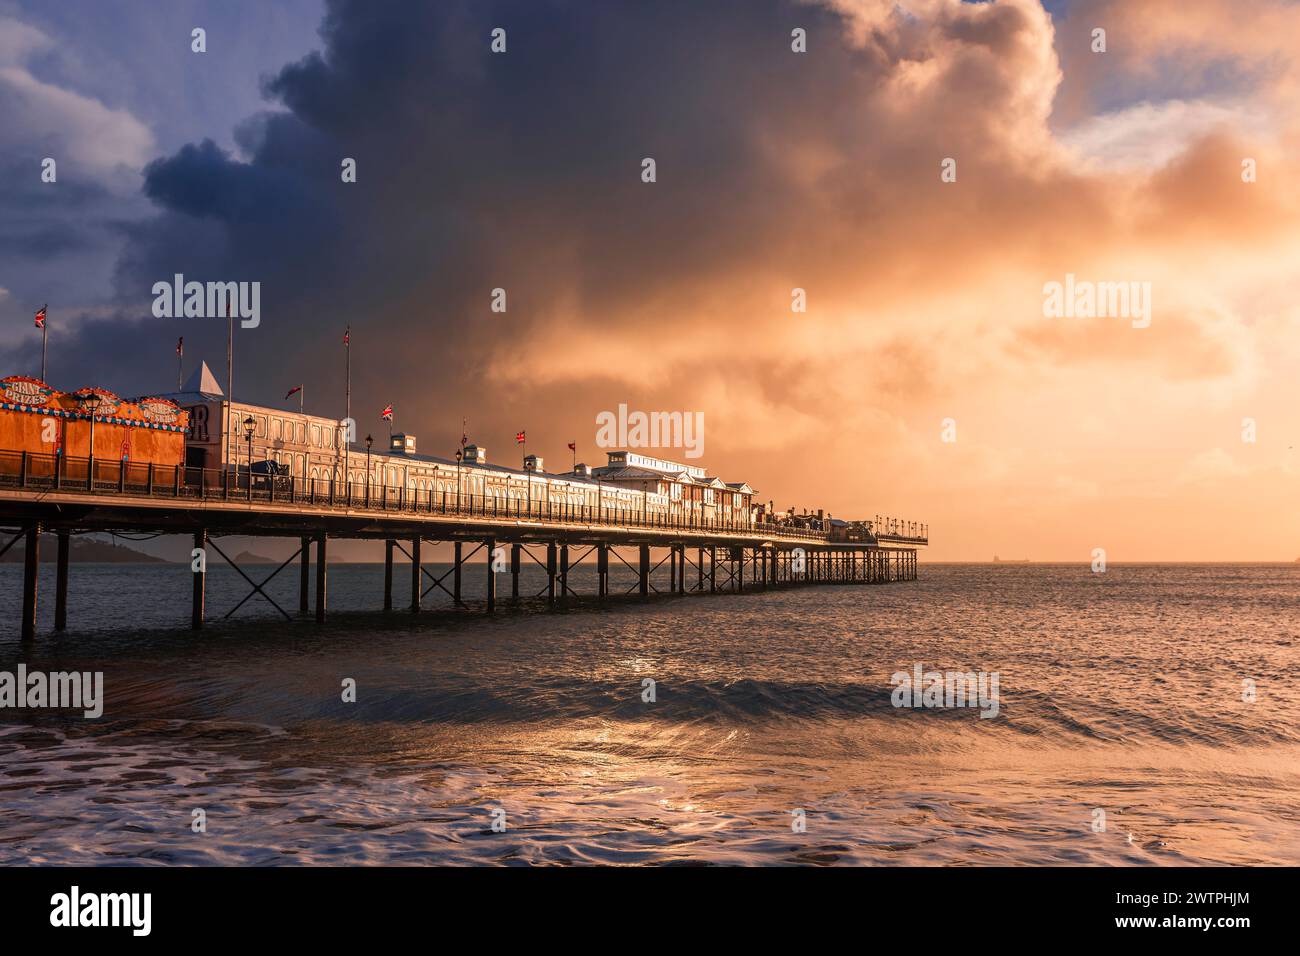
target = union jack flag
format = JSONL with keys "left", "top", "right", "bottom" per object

{"left": 381, "top": 403, "right": 393, "bottom": 421}
{"left": 515, "top": 430, "right": 526, "bottom": 444}
{"left": 34, "top": 305, "right": 46, "bottom": 329}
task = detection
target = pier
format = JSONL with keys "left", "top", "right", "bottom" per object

{"left": 0, "top": 450, "right": 925, "bottom": 640}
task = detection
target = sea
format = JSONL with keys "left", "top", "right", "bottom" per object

{"left": 1, "top": 561, "right": 1297, "bottom": 865}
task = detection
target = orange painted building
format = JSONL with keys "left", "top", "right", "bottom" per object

{"left": 0, "top": 375, "right": 189, "bottom": 465}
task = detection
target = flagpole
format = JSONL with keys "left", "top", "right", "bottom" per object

{"left": 41, "top": 318, "right": 47, "bottom": 383}
{"left": 344, "top": 327, "right": 351, "bottom": 484}
{"left": 177, "top": 343, "right": 183, "bottom": 389}
{"left": 226, "top": 300, "right": 234, "bottom": 482}
{"left": 299, "top": 385, "right": 304, "bottom": 415}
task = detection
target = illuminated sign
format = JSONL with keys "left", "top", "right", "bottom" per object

{"left": 0, "top": 376, "right": 50, "bottom": 407}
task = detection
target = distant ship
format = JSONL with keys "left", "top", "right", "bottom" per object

{"left": 992, "top": 555, "right": 1030, "bottom": 564}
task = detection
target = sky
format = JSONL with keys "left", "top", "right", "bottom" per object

{"left": 1, "top": 0, "right": 1297, "bottom": 561}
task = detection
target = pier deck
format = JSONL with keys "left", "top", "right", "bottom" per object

{"left": 1, "top": 451, "right": 926, "bottom": 639}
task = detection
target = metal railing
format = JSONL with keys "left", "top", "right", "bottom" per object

{"left": 0, "top": 449, "right": 878, "bottom": 543}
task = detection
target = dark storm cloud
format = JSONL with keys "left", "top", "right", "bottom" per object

{"left": 64, "top": 0, "right": 863, "bottom": 423}
{"left": 11, "top": 0, "right": 1093, "bottom": 469}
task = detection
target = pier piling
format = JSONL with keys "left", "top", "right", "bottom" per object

{"left": 191, "top": 528, "right": 206, "bottom": 630}
{"left": 314, "top": 532, "right": 327, "bottom": 623}
{"left": 547, "top": 542, "right": 557, "bottom": 605}
{"left": 299, "top": 535, "right": 311, "bottom": 615}
{"left": 21, "top": 523, "right": 40, "bottom": 642}
{"left": 559, "top": 543, "right": 569, "bottom": 604}
{"left": 54, "top": 529, "right": 69, "bottom": 631}
{"left": 453, "top": 542, "right": 463, "bottom": 606}
{"left": 485, "top": 538, "right": 496, "bottom": 613}
{"left": 410, "top": 537, "right": 421, "bottom": 613}
{"left": 383, "top": 539, "right": 394, "bottom": 611}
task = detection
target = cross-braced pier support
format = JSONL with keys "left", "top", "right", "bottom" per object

{"left": 3, "top": 524, "right": 917, "bottom": 639}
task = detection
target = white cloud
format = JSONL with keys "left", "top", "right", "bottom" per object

{"left": 1058, "top": 98, "right": 1269, "bottom": 173}
{"left": 0, "top": 16, "right": 154, "bottom": 174}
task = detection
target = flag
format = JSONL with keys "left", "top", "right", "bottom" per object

{"left": 461, "top": 418, "right": 467, "bottom": 447}
{"left": 567, "top": 442, "right": 576, "bottom": 452}
{"left": 34, "top": 305, "right": 46, "bottom": 329}
{"left": 381, "top": 403, "right": 394, "bottom": 421}
{"left": 285, "top": 385, "right": 302, "bottom": 400}
{"left": 516, "top": 430, "right": 526, "bottom": 444}
{"left": 176, "top": 336, "right": 184, "bottom": 357}
{"left": 343, "top": 326, "right": 350, "bottom": 346}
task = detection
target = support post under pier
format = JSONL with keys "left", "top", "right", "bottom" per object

{"left": 383, "top": 539, "right": 394, "bottom": 611}
{"left": 315, "top": 532, "right": 327, "bottom": 623}
{"left": 453, "top": 541, "right": 463, "bottom": 606}
{"left": 410, "top": 537, "right": 422, "bottom": 613}
{"left": 299, "top": 536, "right": 310, "bottom": 615}
{"left": 21, "top": 524, "right": 40, "bottom": 642}
{"left": 511, "top": 543, "right": 521, "bottom": 601}
{"left": 55, "top": 529, "right": 69, "bottom": 632}
{"left": 192, "top": 528, "right": 206, "bottom": 630}
{"left": 559, "top": 543, "right": 569, "bottom": 604}
{"left": 547, "top": 542, "right": 557, "bottom": 605}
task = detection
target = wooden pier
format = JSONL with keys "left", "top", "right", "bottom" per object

{"left": 0, "top": 452, "right": 924, "bottom": 640}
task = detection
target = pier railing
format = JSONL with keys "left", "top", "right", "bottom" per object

{"left": 0, "top": 449, "right": 937, "bottom": 545}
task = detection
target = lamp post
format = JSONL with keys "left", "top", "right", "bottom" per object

{"left": 243, "top": 416, "right": 255, "bottom": 500}
{"left": 79, "top": 391, "right": 102, "bottom": 490}
{"left": 365, "top": 434, "right": 373, "bottom": 506}
{"left": 455, "top": 447, "right": 463, "bottom": 511}
{"left": 524, "top": 454, "right": 534, "bottom": 516}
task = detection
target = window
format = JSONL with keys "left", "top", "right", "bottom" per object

{"left": 312, "top": 424, "right": 321, "bottom": 445}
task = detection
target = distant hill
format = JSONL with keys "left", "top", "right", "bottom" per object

{"left": 1, "top": 534, "right": 166, "bottom": 564}
{"left": 232, "top": 551, "right": 277, "bottom": 564}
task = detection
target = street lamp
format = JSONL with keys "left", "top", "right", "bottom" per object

{"left": 78, "top": 391, "right": 102, "bottom": 490}
{"left": 455, "top": 447, "right": 463, "bottom": 511}
{"left": 243, "top": 416, "right": 255, "bottom": 499}
{"left": 365, "top": 434, "right": 373, "bottom": 506}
